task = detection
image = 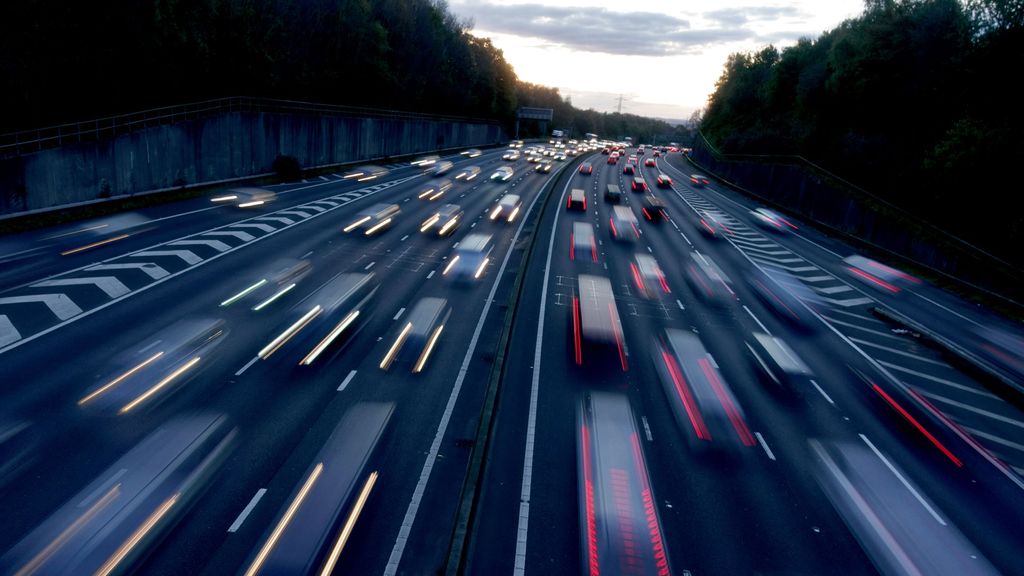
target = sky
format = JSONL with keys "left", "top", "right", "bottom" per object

{"left": 447, "top": 0, "right": 865, "bottom": 122}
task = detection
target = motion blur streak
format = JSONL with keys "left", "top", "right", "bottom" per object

{"left": 474, "top": 257, "right": 489, "bottom": 279}
{"left": 259, "top": 307, "right": 322, "bottom": 359}
{"left": 78, "top": 352, "right": 164, "bottom": 406}
{"left": 507, "top": 207, "right": 520, "bottom": 223}
{"left": 119, "top": 356, "right": 201, "bottom": 414}
{"left": 95, "top": 494, "right": 180, "bottom": 576}
{"left": 252, "top": 283, "right": 296, "bottom": 311}
{"left": 319, "top": 471, "right": 379, "bottom": 576}
{"left": 14, "top": 485, "right": 120, "bottom": 576}
{"left": 380, "top": 323, "right": 413, "bottom": 370}
{"left": 661, "top": 351, "right": 709, "bottom": 440}
{"left": 59, "top": 234, "right": 130, "bottom": 256}
{"left": 440, "top": 217, "right": 459, "bottom": 235}
{"left": 300, "top": 310, "right": 361, "bottom": 366}
{"left": 443, "top": 256, "right": 460, "bottom": 275}
{"left": 238, "top": 201, "right": 265, "bottom": 208}
{"left": 221, "top": 280, "right": 268, "bottom": 307}
{"left": 210, "top": 195, "right": 239, "bottom": 202}
{"left": 580, "top": 424, "right": 599, "bottom": 576}
{"left": 414, "top": 325, "right": 445, "bottom": 373}
{"left": 421, "top": 215, "right": 440, "bottom": 232}
{"left": 630, "top": 434, "right": 670, "bottom": 576}
{"left": 848, "top": 267, "right": 900, "bottom": 293}
{"left": 610, "top": 303, "right": 628, "bottom": 371}
{"left": 701, "top": 359, "right": 755, "bottom": 446}
{"left": 344, "top": 217, "right": 371, "bottom": 232}
{"left": 572, "top": 297, "right": 582, "bottom": 365}
{"left": 244, "top": 463, "right": 325, "bottom": 576}
{"left": 872, "top": 383, "right": 962, "bottom": 467}
{"left": 365, "top": 218, "right": 392, "bottom": 235}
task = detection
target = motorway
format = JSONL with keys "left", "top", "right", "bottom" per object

{"left": 0, "top": 143, "right": 1022, "bottom": 575}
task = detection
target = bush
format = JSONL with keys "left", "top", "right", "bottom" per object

{"left": 272, "top": 154, "right": 301, "bottom": 181}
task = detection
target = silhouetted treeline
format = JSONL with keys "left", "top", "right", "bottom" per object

{"left": 516, "top": 82, "right": 692, "bottom": 144}
{"left": 700, "top": 0, "right": 1024, "bottom": 258}
{"left": 0, "top": 0, "right": 686, "bottom": 148}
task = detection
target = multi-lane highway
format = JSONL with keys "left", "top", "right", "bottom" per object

{"left": 0, "top": 143, "right": 1022, "bottom": 575}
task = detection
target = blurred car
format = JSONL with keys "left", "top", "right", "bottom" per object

{"left": 576, "top": 392, "right": 672, "bottom": 576}
{"left": 578, "top": 162, "right": 593, "bottom": 175}
{"left": 606, "top": 154, "right": 618, "bottom": 165}
{"left": 490, "top": 166, "right": 514, "bottom": 182}
{"left": 418, "top": 179, "right": 453, "bottom": 201}
{"left": 427, "top": 160, "right": 454, "bottom": 176}
{"left": 567, "top": 188, "right": 587, "bottom": 211}
{"left": 535, "top": 162, "right": 553, "bottom": 174}
{"left": 655, "top": 173, "right": 672, "bottom": 188}
{"left": 343, "top": 203, "right": 400, "bottom": 235}
{"left": 553, "top": 152, "right": 567, "bottom": 161}
{"left": 443, "top": 233, "right": 494, "bottom": 281}
{"left": 745, "top": 332, "right": 815, "bottom": 390}
{"left": 527, "top": 154, "right": 542, "bottom": 163}
{"left": 210, "top": 187, "right": 277, "bottom": 208}
{"left": 690, "top": 174, "right": 710, "bottom": 187}
{"left": 622, "top": 163, "right": 635, "bottom": 175}
{"left": 490, "top": 194, "right": 523, "bottom": 223}
{"left": 454, "top": 165, "right": 481, "bottom": 181}
{"left": 257, "top": 273, "right": 380, "bottom": 366}
{"left": 843, "top": 254, "right": 920, "bottom": 294}
{"left": 572, "top": 274, "right": 627, "bottom": 370}
{"left": 809, "top": 439, "right": 1000, "bottom": 576}
{"left": 644, "top": 158, "right": 656, "bottom": 167}
{"left": 746, "top": 268, "right": 819, "bottom": 329}
{"left": 653, "top": 150, "right": 661, "bottom": 157}
{"left": 604, "top": 184, "right": 623, "bottom": 204}
{"left": 0, "top": 414, "right": 235, "bottom": 576}
{"left": 219, "top": 257, "right": 313, "bottom": 311}
{"left": 47, "top": 212, "right": 155, "bottom": 257}
{"left": 652, "top": 329, "right": 756, "bottom": 452}
{"left": 641, "top": 194, "right": 668, "bottom": 222}
{"left": 698, "top": 210, "right": 732, "bottom": 237}
{"left": 630, "top": 176, "right": 647, "bottom": 192}
{"left": 630, "top": 253, "right": 670, "bottom": 298}
{"left": 342, "top": 164, "right": 389, "bottom": 181}
{"left": 685, "top": 252, "right": 735, "bottom": 304}
{"left": 242, "top": 403, "right": 392, "bottom": 576}
{"left": 78, "top": 318, "right": 229, "bottom": 415}
{"left": 411, "top": 154, "right": 440, "bottom": 167}
{"left": 501, "top": 150, "right": 520, "bottom": 161}
{"left": 461, "top": 148, "right": 482, "bottom": 158}
{"left": 379, "top": 297, "right": 452, "bottom": 373}
{"left": 571, "top": 222, "right": 597, "bottom": 262}
{"left": 971, "top": 325, "right": 1024, "bottom": 385}
{"left": 609, "top": 205, "right": 640, "bottom": 242}
{"left": 420, "top": 204, "right": 464, "bottom": 237}
{"left": 628, "top": 155, "right": 638, "bottom": 164}
{"left": 750, "top": 207, "right": 796, "bottom": 232}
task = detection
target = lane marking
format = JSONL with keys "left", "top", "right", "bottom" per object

{"left": 338, "top": 370, "right": 357, "bottom": 392}
{"left": 235, "top": 356, "right": 259, "bottom": 376}
{"left": 676, "top": 299, "right": 685, "bottom": 310}
{"left": 755, "top": 432, "right": 776, "bottom": 461}
{"left": 810, "top": 379, "right": 835, "bottom": 405}
{"left": 426, "top": 270, "right": 436, "bottom": 279}
{"left": 393, "top": 307, "right": 406, "bottom": 320}
{"left": 365, "top": 261, "right": 376, "bottom": 270}
{"left": 915, "top": 390, "right": 1024, "bottom": 429}
{"left": 742, "top": 305, "right": 770, "bottom": 334}
{"left": 642, "top": 416, "right": 654, "bottom": 442}
{"left": 227, "top": 488, "right": 267, "bottom": 533}
{"left": 848, "top": 338, "right": 947, "bottom": 366}
{"left": 859, "top": 434, "right": 945, "bottom": 525}
{"left": 877, "top": 361, "right": 998, "bottom": 399}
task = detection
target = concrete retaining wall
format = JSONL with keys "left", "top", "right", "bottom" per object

{"left": 0, "top": 112, "right": 505, "bottom": 214}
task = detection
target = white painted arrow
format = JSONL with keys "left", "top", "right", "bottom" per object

{"left": 231, "top": 223, "right": 276, "bottom": 233}
{"left": 86, "top": 262, "right": 169, "bottom": 280}
{"left": 277, "top": 210, "right": 312, "bottom": 219}
{"left": 0, "top": 294, "right": 82, "bottom": 320}
{"left": 300, "top": 204, "right": 327, "bottom": 212}
{"left": 131, "top": 250, "right": 202, "bottom": 265}
{"left": 169, "top": 239, "right": 232, "bottom": 252}
{"left": 0, "top": 315, "right": 20, "bottom": 347}
{"left": 33, "top": 276, "right": 130, "bottom": 298}
{"left": 205, "top": 230, "right": 255, "bottom": 242}
{"left": 759, "top": 262, "right": 820, "bottom": 273}
{"left": 814, "top": 285, "right": 856, "bottom": 295}
{"left": 256, "top": 217, "right": 294, "bottom": 226}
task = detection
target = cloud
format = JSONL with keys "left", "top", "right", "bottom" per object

{"left": 702, "top": 6, "right": 803, "bottom": 28}
{"left": 451, "top": 2, "right": 755, "bottom": 56}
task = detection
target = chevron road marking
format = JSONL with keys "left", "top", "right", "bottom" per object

{"left": 0, "top": 315, "right": 20, "bottom": 347}
{"left": 33, "top": 276, "right": 130, "bottom": 298}
{"left": 0, "top": 294, "right": 82, "bottom": 320}
{"left": 131, "top": 250, "right": 202, "bottom": 265}
{"left": 169, "top": 239, "right": 232, "bottom": 252}
{"left": 86, "top": 263, "right": 169, "bottom": 280}
{"left": 205, "top": 231, "right": 256, "bottom": 242}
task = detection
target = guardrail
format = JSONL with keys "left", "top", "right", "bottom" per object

{"left": 0, "top": 96, "right": 502, "bottom": 157}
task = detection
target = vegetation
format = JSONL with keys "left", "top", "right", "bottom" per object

{"left": 700, "top": 0, "right": 1024, "bottom": 262}
{"left": 0, "top": 0, "right": 685, "bottom": 144}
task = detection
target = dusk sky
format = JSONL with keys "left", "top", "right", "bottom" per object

{"left": 448, "top": 0, "right": 865, "bottom": 121}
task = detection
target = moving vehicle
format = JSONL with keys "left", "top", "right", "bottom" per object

{"left": 843, "top": 254, "right": 920, "bottom": 294}
{"left": 219, "top": 257, "right": 313, "bottom": 311}
{"left": 644, "top": 158, "right": 656, "bottom": 167}
{"left": 622, "top": 163, "right": 635, "bottom": 175}
{"left": 656, "top": 173, "right": 672, "bottom": 188}
{"left": 572, "top": 274, "right": 627, "bottom": 370}
{"left": 490, "top": 194, "right": 523, "bottom": 223}
{"left": 420, "top": 204, "right": 464, "bottom": 237}
{"left": 641, "top": 194, "right": 667, "bottom": 221}
{"left": 535, "top": 162, "right": 553, "bottom": 174}
{"left": 490, "top": 166, "right": 514, "bottom": 182}
{"left": 604, "top": 184, "right": 623, "bottom": 203}
{"left": 418, "top": 179, "right": 453, "bottom": 201}
{"left": 690, "top": 174, "right": 709, "bottom": 187}
{"left": 685, "top": 252, "right": 734, "bottom": 304}
{"left": 630, "top": 253, "right": 670, "bottom": 298}
{"left": 609, "top": 205, "right": 640, "bottom": 242}
{"left": 631, "top": 176, "right": 647, "bottom": 192}
{"left": 443, "top": 233, "right": 494, "bottom": 281}
{"left": 379, "top": 297, "right": 452, "bottom": 373}
{"left": 210, "top": 187, "right": 277, "bottom": 208}
{"left": 454, "top": 165, "right": 481, "bottom": 181}
{"left": 344, "top": 203, "right": 400, "bottom": 235}
{"left": 750, "top": 207, "right": 797, "bottom": 232}
{"left": 427, "top": 160, "right": 454, "bottom": 176}
{"left": 461, "top": 148, "right": 482, "bottom": 158}
{"left": 698, "top": 210, "right": 731, "bottom": 237}
{"left": 578, "top": 162, "right": 593, "bottom": 175}
{"left": 571, "top": 222, "right": 597, "bottom": 262}
{"left": 745, "top": 332, "right": 815, "bottom": 390}
{"left": 342, "top": 165, "right": 389, "bottom": 181}
{"left": 567, "top": 188, "right": 587, "bottom": 211}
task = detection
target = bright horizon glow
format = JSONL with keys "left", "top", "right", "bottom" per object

{"left": 450, "top": 0, "right": 864, "bottom": 122}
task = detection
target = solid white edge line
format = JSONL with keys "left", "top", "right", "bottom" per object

{"left": 337, "top": 370, "right": 357, "bottom": 392}
{"left": 513, "top": 173, "right": 574, "bottom": 575}
{"left": 383, "top": 166, "right": 550, "bottom": 576}
{"left": 755, "top": 432, "right": 776, "bottom": 461}
{"left": 228, "top": 488, "right": 267, "bottom": 533}
{"left": 858, "top": 434, "right": 946, "bottom": 526}
{"left": 235, "top": 356, "right": 259, "bottom": 376}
